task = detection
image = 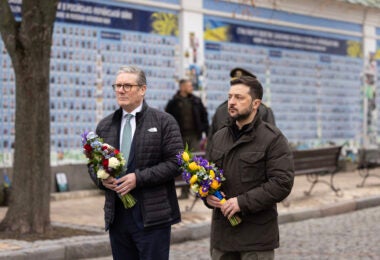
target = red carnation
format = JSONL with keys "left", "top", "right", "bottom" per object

{"left": 101, "top": 145, "right": 108, "bottom": 151}
{"left": 114, "top": 149, "right": 120, "bottom": 155}
{"left": 84, "top": 144, "right": 92, "bottom": 152}
{"left": 102, "top": 159, "right": 109, "bottom": 168}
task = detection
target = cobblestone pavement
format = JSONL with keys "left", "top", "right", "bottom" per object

{"left": 45, "top": 169, "right": 380, "bottom": 229}
{"left": 169, "top": 205, "right": 380, "bottom": 260}
{"left": 1, "top": 169, "right": 380, "bottom": 259}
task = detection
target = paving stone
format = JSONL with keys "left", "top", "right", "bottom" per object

{"left": 0, "top": 169, "right": 379, "bottom": 259}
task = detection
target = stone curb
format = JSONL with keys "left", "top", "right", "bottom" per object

{"left": 50, "top": 190, "right": 104, "bottom": 201}
{"left": 1, "top": 195, "right": 380, "bottom": 259}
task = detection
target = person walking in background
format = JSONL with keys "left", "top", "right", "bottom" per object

{"left": 206, "top": 76, "right": 294, "bottom": 260}
{"left": 165, "top": 79, "right": 209, "bottom": 152}
{"left": 87, "top": 66, "right": 183, "bottom": 260}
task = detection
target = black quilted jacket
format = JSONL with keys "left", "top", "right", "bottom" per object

{"left": 88, "top": 101, "right": 183, "bottom": 230}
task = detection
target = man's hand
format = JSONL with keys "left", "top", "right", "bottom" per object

{"left": 221, "top": 197, "right": 240, "bottom": 219}
{"left": 114, "top": 173, "right": 137, "bottom": 196}
{"left": 206, "top": 194, "right": 224, "bottom": 208}
{"left": 101, "top": 176, "right": 117, "bottom": 190}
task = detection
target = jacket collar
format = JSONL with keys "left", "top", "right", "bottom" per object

{"left": 174, "top": 91, "right": 194, "bottom": 99}
{"left": 228, "top": 112, "right": 262, "bottom": 143}
{"left": 111, "top": 100, "right": 149, "bottom": 145}
{"left": 136, "top": 100, "right": 148, "bottom": 123}
{"left": 113, "top": 100, "right": 148, "bottom": 121}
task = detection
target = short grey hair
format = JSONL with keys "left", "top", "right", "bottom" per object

{"left": 117, "top": 66, "right": 147, "bottom": 86}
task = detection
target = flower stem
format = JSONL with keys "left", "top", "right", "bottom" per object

{"left": 228, "top": 214, "right": 242, "bottom": 226}
{"left": 213, "top": 190, "right": 242, "bottom": 226}
{"left": 118, "top": 193, "right": 136, "bottom": 208}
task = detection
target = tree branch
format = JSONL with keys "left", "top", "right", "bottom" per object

{"left": 0, "top": 0, "right": 18, "bottom": 55}
{"left": 20, "top": 0, "right": 59, "bottom": 49}
{"left": 22, "top": 0, "right": 59, "bottom": 25}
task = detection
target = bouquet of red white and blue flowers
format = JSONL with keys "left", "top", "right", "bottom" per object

{"left": 177, "top": 146, "right": 242, "bottom": 226}
{"left": 81, "top": 131, "right": 136, "bottom": 208}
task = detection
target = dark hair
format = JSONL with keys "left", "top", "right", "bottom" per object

{"left": 230, "top": 76, "right": 263, "bottom": 100}
{"left": 179, "top": 79, "right": 190, "bottom": 86}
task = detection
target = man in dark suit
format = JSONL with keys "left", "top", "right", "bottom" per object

{"left": 87, "top": 65, "right": 183, "bottom": 260}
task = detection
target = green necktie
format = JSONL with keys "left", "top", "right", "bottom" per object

{"left": 121, "top": 114, "right": 134, "bottom": 165}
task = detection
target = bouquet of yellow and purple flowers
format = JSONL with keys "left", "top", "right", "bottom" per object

{"left": 177, "top": 146, "right": 242, "bottom": 226}
{"left": 81, "top": 131, "right": 136, "bottom": 208}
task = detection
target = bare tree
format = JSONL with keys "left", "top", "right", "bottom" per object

{"left": 0, "top": 0, "right": 59, "bottom": 234}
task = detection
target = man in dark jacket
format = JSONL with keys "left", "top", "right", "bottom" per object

{"left": 206, "top": 76, "right": 294, "bottom": 259}
{"left": 207, "top": 67, "right": 275, "bottom": 156}
{"left": 208, "top": 67, "right": 276, "bottom": 140}
{"left": 87, "top": 66, "right": 183, "bottom": 260}
{"left": 165, "top": 79, "right": 209, "bottom": 151}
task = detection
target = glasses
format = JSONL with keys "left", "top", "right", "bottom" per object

{"left": 112, "top": 84, "right": 141, "bottom": 92}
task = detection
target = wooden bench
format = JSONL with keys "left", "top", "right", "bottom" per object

{"left": 292, "top": 145, "right": 343, "bottom": 197}
{"left": 175, "top": 175, "right": 188, "bottom": 197}
{"left": 357, "top": 148, "right": 380, "bottom": 187}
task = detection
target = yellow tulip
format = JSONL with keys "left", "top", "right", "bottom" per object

{"left": 182, "top": 151, "right": 190, "bottom": 162}
{"left": 189, "top": 175, "right": 198, "bottom": 185}
{"left": 199, "top": 187, "right": 208, "bottom": 197}
{"left": 189, "top": 162, "right": 199, "bottom": 171}
{"left": 209, "top": 170, "right": 215, "bottom": 179}
{"left": 210, "top": 180, "right": 221, "bottom": 189}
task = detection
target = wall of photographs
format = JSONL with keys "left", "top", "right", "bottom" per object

{"left": 0, "top": 45, "right": 15, "bottom": 164}
{"left": 376, "top": 39, "right": 380, "bottom": 141}
{"left": 1, "top": 0, "right": 378, "bottom": 167}
{"left": 204, "top": 16, "right": 363, "bottom": 147}
{"left": 0, "top": 0, "right": 179, "bottom": 166}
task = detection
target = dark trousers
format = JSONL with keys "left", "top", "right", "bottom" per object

{"left": 109, "top": 199, "right": 171, "bottom": 260}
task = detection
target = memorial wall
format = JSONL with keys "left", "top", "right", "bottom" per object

{"left": 0, "top": 0, "right": 180, "bottom": 166}
{"left": 1, "top": 0, "right": 380, "bottom": 168}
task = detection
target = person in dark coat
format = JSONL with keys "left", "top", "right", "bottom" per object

{"left": 87, "top": 66, "right": 183, "bottom": 260}
{"left": 208, "top": 68, "right": 276, "bottom": 139}
{"left": 207, "top": 67, "right": 275, "bottom": 156}
{"left": 165, "top": 79, "right": 209, "bottom": 151}
{"left": 206, "top": 76, "right": 294, "bottom": 260}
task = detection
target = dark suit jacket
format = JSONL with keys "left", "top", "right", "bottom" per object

{"left": 88, "top": 101, "right": 183, "bottom": 230}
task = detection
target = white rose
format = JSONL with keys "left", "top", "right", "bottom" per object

{"left": 108, "top": 157, "right": 120, "bottom": 169}
{"left": 190, "top": 184, "right": 199, "bottom": 193}
{"left": 97, "top": 169, "right": 110, "bottom": 179}
{"left": 120, "top": 158, "right": 126, "bottom": 167}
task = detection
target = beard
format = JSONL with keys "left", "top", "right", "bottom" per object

{"left": 229, "top": 102, "right": 254, "bottom": 121}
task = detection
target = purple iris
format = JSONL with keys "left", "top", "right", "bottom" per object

{"left": 204, "top": 164, "right": 212, "bottom": 170}
{"left": 176, "top": 153, "right": 183, "bottom": 165}
{"left": 182, "top": 171, "right": 191, "bottom": 183}
{"left": 201, "top": 186, "right": 209, "bottom": 193}
{"left": 200, "top": 179, "right": 211, "bottom": 188}
{"left": 81, "top": 131, "right": 90, "bottom": 145}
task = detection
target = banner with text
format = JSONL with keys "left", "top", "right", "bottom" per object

{"left": 8, "top": 0, "right": 178, "bottom": 36}
{"left": 204, "top": 18, "right": 361, "bottom": 57}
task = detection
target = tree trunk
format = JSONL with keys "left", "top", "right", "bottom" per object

{"left": 0, "top": 0, "right": 58, "bottom": 234}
